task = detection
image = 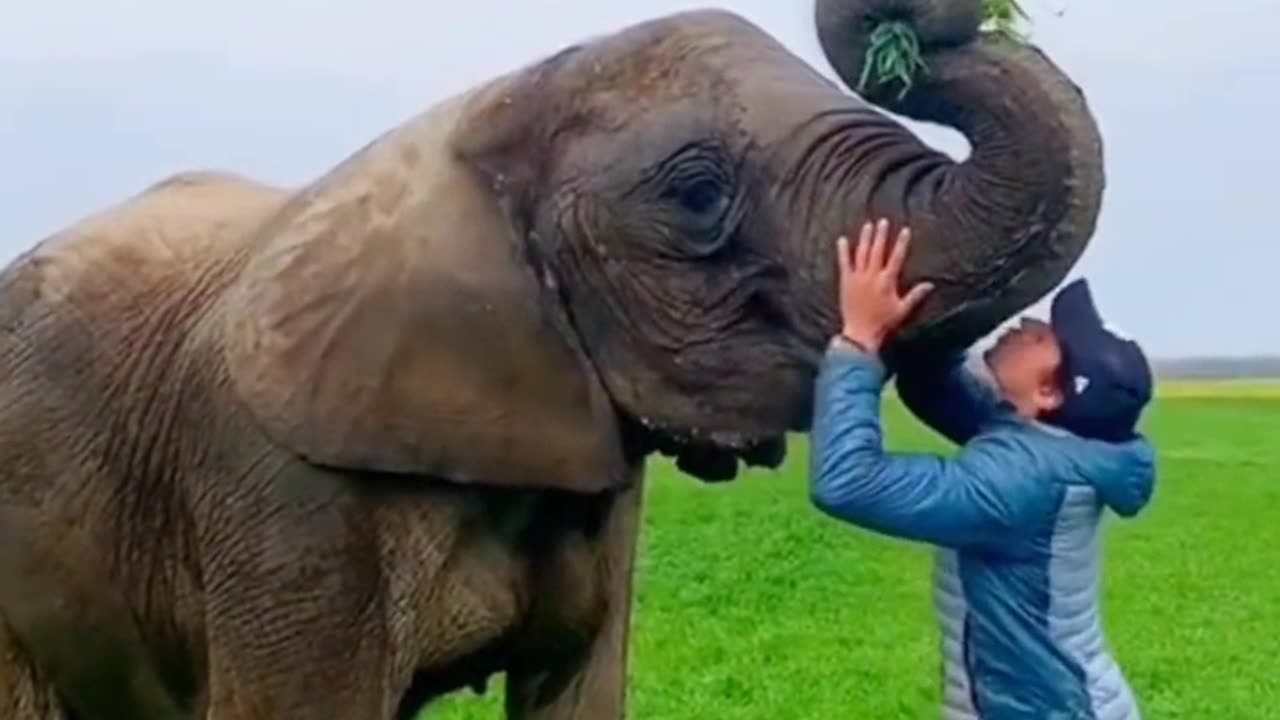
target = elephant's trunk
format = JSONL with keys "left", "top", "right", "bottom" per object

{"left": 803, "top": 0, "right": 1104, "bottom": 352}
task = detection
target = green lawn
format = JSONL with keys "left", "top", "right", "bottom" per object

{"left": 424, "top": 381, "right": 1280, "bottom": 719}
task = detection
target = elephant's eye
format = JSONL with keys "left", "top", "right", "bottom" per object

{"left": 662, "top": 174, "right": 733, "bottom": 257}
{"left": 675, "top": 179, "right": 728, "bottom": 218}
{"left": 662, "top": 169, "right": 733, "bottom": 230}
{"left": 646, "top": 142, "right": 739, "bottom": 258}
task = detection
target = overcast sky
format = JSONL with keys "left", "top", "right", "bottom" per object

{"left": 1, "top": 0, "right": 1275, "bottom": 356}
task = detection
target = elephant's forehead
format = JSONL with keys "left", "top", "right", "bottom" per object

{"left": 568, "top": 9, "right": 798, "bottom": 101}
{"left": 565, "top": 9, "right": 854, "bottom": 133}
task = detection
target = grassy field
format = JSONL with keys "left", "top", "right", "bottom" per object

{"left": 423, "top": 380, "right": 1280, "bottom": 719}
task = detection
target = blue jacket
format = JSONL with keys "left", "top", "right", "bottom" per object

{"left": 809, "top": 337, "right": 1156, "bottom": 720}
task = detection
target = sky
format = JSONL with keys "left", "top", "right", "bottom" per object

{"left": 1, "top": 0, "right": 1276, "bottom": 357}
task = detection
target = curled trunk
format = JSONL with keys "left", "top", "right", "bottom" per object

{"left": 811, "top": 0, "right": 1104, "bottom": 351}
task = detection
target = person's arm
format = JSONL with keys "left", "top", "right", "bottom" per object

{"left": 893, "top": 350, "right": 1003, "bottom": 446}
{"left": 808, "top": 338, "right": 1054, "bottom": 551}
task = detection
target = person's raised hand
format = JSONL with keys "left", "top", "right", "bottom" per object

{"left": 836, "top": 218, "right": 934, "bottom": 353}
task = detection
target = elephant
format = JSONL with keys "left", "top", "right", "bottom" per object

{"left": 0, "top": 0, "right": 1103, "bottom": 718}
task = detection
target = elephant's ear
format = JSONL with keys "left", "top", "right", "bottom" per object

{"left": 220, "top": 81, "right": 629, "bottom": 493}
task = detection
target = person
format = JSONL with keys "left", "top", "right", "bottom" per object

{"left": 808, "top": 218, "right": 1157, "bottom": 720}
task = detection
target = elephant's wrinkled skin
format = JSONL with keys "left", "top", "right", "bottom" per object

{"left": 0, "top": 1, "right": 1103, "bottom": 718}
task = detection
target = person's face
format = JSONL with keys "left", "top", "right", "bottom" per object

{"left": 983, "top": 317, "right": 1065, "bottom": 417}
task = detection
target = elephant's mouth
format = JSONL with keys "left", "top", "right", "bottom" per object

{"left": 623, "top": 416, "right": 788, "bottom": 483}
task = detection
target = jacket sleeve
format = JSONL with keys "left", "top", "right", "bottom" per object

{"left": 808, "top": 339, "right": 1055, "bottom": 552}
{"left": 893, "top": 349, "right": 1003, "bottom": 446}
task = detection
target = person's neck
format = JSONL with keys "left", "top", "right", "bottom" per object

{"left": 1006, "top": 396, "right": 1042, "bottom": 420}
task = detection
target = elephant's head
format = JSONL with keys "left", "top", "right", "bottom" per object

{"left": 222, "top": 0, "right": 1102, "bottom": 490}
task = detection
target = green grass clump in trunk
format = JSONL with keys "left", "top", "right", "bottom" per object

{"left": 857, "top": 0, "right": 1032, "bottom": 98}
{"left": 982, "top": 0, "right": 1031, "bottom": 39}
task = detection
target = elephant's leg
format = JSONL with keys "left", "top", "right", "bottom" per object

{"left": 0, "top": 618, "right": 66, "bottom": 720}
{"left": 199, "top": 469, "right": 394, "bottom": 720}
{"left": 504, "top": 479, "right": 644, "bottom": 720}
{"left": 203, "top": 609, "right": 391, "bottom": 720}
{"left": 0, "top": 506, "right": 182, "bottom": 720}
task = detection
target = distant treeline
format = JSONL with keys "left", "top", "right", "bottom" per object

{"left": 1151, "top": 356, "right": 1280, "bottom": 379}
